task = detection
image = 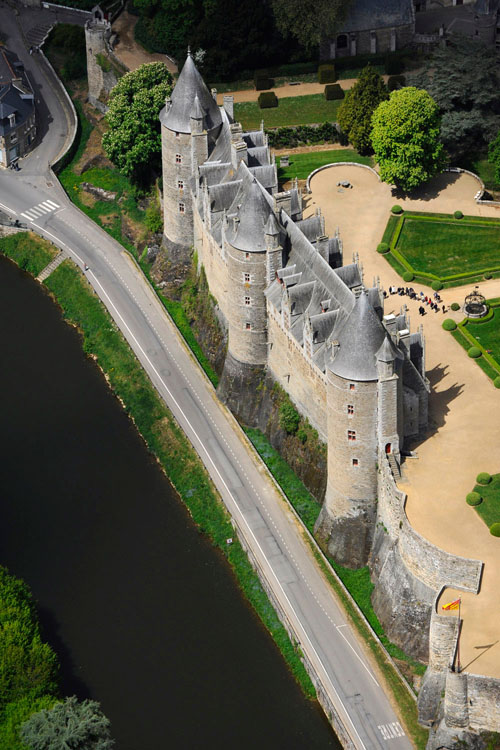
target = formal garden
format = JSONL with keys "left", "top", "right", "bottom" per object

{"left": 443, "top": 298, "right": 500, "bottom": 384}
{"left": 466, "top": 472, "right": 500, "bottom": 534}
{"left": 379, "top": 211, "right": 500, "bottom": 288}
{"left": 234, "top": 93, "right": 344, "bottom": 130}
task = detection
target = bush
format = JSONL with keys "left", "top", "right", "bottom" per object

{"left": 476, "top": 472, "right": 492, "bottom": 485}
{"left": 258, "top": 92, "right": 278, "bottom": 109}
{"left": 494, "top": 376, "right": 500, "bottom": 389}
{"left": 490, "top": 523, "right": 500, "bottom": 536}
{"left": 377, "top": 242, "right": 389, "bottom": 254}
{"left": 485, "top": 273, "right": 492, "bottom": 280}
{"left": 387, "top": 75, "right": 406, "bottom": 92}
{"left": 468, "top": 346, "right": 482, "bottom": 358}
{"left": 267, "top": 122, "right": 338, "bottom": 149}
{"left": 318, "top": 64, "right": 336, "bottom": 84}
{"left": 454, "top": 210, "right": 464, "bottom": 219}
{"left": 324, "top": 83, "right": 344, "bottom": 100}
{"left": 255, "top": 76, "right": 274, "bottom": 91}
{"left": 279, "top": 401, "right": 300, "bottom": 434}
{"left": 431, "top": 280, "right": 443, "bottom": 291}
{"left": 391, "top": 205, "right": 403, "bottom": 214}
{"left": 466, "top": 492, "right": 482, "bottom": 506}
{"left": 451, "top": 302, "right": 460, "bottom": 311}
{"left": 145, "top": 204, "right": 163, "bottom": 233}
{"left": 403, "top": 271, "right": 414, "bottom": 282}
{"left": 384, "top": 55, "right": 403, "bottom": 75}
{"left": 442, "top": 319, "right": 457, "bottom": 331}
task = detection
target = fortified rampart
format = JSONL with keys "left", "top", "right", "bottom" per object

{"left": 85, "top": 14, "right": 121, "bottom": 112}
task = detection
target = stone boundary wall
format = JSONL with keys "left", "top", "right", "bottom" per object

{"left": 468, "top": 673, "right": 500, "bottom": 731}
{"left": 306, "top": 162, "right": 381, "bottom": 193}
{"left": 38, "top": 49, "right": 78, "bottom": 172}
{"left": 428, "top": 590, "right": 460, "bottom": 671}
{"left": 377, "top": 457, "right": 483, "bottom": 593}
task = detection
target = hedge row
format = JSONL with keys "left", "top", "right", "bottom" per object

{"left": 266, "top": 122, "right": 339, "bottom": 149}
{"left": 258, "top": 91, "right": 278, "bottom": 109}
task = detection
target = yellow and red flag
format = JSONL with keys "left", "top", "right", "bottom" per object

{"left": 442, "top": 598, "right": 461, "bottom": 611}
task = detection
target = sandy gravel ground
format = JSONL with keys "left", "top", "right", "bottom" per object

{"left": 216, "top": 77, "right": 392, "bottom": 105}
{"left": 307, "top": 165, "right": 500, "bottom": 678}
{"left": 112, "top": 12, "right": 178, "bottom": 74}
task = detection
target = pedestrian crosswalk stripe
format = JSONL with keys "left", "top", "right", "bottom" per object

{"left": 29, "top": 207, "right": 44, "bottom": 217}
{"left": 20, "top": 211, "right": 35, "bottom": 221}
{"left": 20, "top": 201, "right": 60, "bottom": 222}
{"left": 35, "top": 204, "right": 52, "bottom": 213}
{"left": 43, "top": 200, "right": 59, "bottom": 209}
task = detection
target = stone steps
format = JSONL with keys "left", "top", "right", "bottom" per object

{"left": 36, "top": 251, "right": 67, "bottom": 282}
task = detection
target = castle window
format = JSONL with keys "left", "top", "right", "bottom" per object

{"left": 347, "top": 430, "right": 356, "bottom": 441}
{"left": 245, "top": 252, "right": 250, "bottom": 260}
{"left": 179, "top": 202, "right": 185, "bottom": 213}
{"left": 352, "top": 458, "right": 359, "bottom": 466}
{"left": 244, "top": 273, "right": 250, "bottom": 282}
{"left": 175, "top": 153, "right": 182, "bottom": 164}
{"left": 175, "top": 131, "right": 180, "bottom": 138}
{"left": 244, "top": 296, "right": 251, "bottom": 306}
{"left": 245, "top": 322, "right": 251, "bottom": 330}
{"left": 349, "top": 383, "right": 355, "bottom": 391}
{"left": 337, "top": 33, "right": 348, "bottom": 49}
{"left": 178, "top": 180, "right": 184, "bottom": 190}
{"left": 347, "top": 404, "right": 354, "bottom": 415}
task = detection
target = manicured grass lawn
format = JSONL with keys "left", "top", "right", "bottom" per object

{"left": 396, "top": 216, "right": 500, "bottom": 276}
{"left": 472, "top": 473, "right": 500, "bottom": 528}
{"left": 463, "top": 305, "right": 500, "bottom": 368}
{"left": 234, "top": 94, "right": 342, "bottom": 130}
{"left": 278, "top": 149, "right": 373, "bottom": 182}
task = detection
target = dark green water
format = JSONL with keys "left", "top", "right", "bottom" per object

{"left": 0, "top": 255, "right": 340, "bottom": 749}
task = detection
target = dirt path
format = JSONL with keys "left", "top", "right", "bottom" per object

{"left": 112, "top": 12, "right": 177, "bottom": 74}
{"left": 307, "top": 165, "right": 500, "bottom": 678}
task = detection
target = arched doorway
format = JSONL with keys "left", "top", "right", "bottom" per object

{"left": 337, "top": 34, "right": 348, "bottom": 49}
{"left": 385, "top": 443, "right": 392, "bottom": 454}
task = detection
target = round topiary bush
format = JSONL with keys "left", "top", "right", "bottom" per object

{"left": 431, "top": 280, "right": 443, "bottom": 291}
{"left": 392, "top": 205, "right": 403, "bottom": 214}
{"left": 403, "top": 271, "right": 414, "bottom": 282}
{"left": 468, "top": 346, "right": 482, "bottom": 358}
{"left": 454, "top": 210, "right": 463, "bottom": 220}
{"left": 451, "top": 302, "right": 460, "bottom": 311}
{"left": 442, "top": 319, "right": 457, "bottom": 331}
{"left": 485, "top": 274, "right": 492, "bottom": 280}
{"left": 494, "top": 377, "right": 500, "bottom": 389}
{"left": 466, "top": 492, "right": 482, "bottom": 506}
{"left": 476, "top": 472, "right": 492, "bottom": 485}
{"left": 377, "top": 242, "right": 390, "bottom": 254}
{"left": 490, "top": 523, "right": 500, "bottom": 537}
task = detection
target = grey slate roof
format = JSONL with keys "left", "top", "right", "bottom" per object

{"left": 247, "top": 145, "right": 269, "bottom": 167}
{"left": 328, "top": 291, "right": 386, "bottom": 381}
{"left": 295, "top": 215, "right": 323, "bottom": 242}
{"left": 0, "top": 48, "right": 34, "bottom": 136}
{"left": 376, "top": 334, "right": 403, "bottom": 363}
{"left": 160, "top": 53, "right": 222, "bottom": 134}
{"left": 334, "top": 263, "right": 362, "bottom": 289}
{"left": 340, "top": 0, "right": 413, "bottom": 32}
{"left": 242, "top": 131, "right": 266, "bottom": 148}
{"left": 248, "top": 164, "right": 277, "bottom": 191}
{"left": 225, "top": 175, "right": 272, "bottom": 253}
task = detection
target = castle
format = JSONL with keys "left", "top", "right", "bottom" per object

{"left": 160, "top": 51, "right": 429, "bottom": 568}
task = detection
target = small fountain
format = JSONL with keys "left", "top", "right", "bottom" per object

{"left": 463, "top": 287, "right": 488, "bottom": 319}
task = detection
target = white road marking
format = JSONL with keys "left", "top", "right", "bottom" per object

{"left": 35, "top": 204, "right": 52, "bottom": 214}
{"left": 44, "top": 199, "right": 60, "bottom": 209}
{"left": 335, "top": 624, "right": 379, "bottom": 686}
{"left": 41, "top": 200, "right": 59, "bottom": 209}
{"left": 0, "top": 201, "right": 17, "bottom": 215}
{"left": 29, "top": 207, "right": 44, "bottom": 217}
{"left": 378, "top": 722, "right": 405, "bottom": 740}
{"left": 21, "top": 211, "right": 36, "bottom": 221}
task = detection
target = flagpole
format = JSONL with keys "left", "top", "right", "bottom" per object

{"left": 457, "top": 598, "right": 461, "bottom": 673}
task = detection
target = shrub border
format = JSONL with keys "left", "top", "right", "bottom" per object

{"left": 446, "top": 300, "right": 500, "bottom": 383}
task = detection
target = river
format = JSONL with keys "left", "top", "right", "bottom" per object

{"left": 0, "top": 254, "right": 340, "bottom": 749}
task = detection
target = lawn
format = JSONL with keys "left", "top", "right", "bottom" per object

{"left": 462, "top": 303, "right": 500, "bottom": 369}
{"left": 234, "top": 93, "right": 343, "bottom": 130}
{"left": 278, "top": 149, "right": 373, "bottom": 182}
{"left": 462, "top": 152, "right": 500, "bottom": 192}
{"left": 472, "top": 473, "right": 500, "bottom": 528}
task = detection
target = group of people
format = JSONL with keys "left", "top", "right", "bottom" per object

{"left": 388, "top": 286, "right": 447, "bottom": 316}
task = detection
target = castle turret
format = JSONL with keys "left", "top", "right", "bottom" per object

{"left": 160, "top": 52, "right": 222, "bottom": 256}
{"left": 376, "top": 334, "right": 404, "bottom": 472}
{"left": 85, "top": 13, "right": 117, "bottom": 112}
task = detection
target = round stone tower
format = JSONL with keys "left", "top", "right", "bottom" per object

{"left": 160, "top": 52, "right": 222, "bottom": 257}
{"left": 85, "top": 12, "right": 113, "bottom": 111}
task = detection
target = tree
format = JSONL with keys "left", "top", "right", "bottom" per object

{"left": 270, "top": 0, "right": 351, "bottom": 48}
{"left": 371, "top": 87, "right": 446, "bottom": 192}
{"left": 20, "top": 696, "right": 114, "bottom": 750}
{"left": 102, "top": 62, "right": 172, "bottom": 183}
{"left": 408, "top": 36, "right": 500, "bottom": 161}
{"left": 337, "top": 65, "right": 388, "bottom": 154}
{"left": 488, "top": 128, "right": 500, "bottom": 183}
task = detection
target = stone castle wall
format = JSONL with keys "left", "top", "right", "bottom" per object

{"left": 226, "top": 242, "right": 268, "bottom": 365}
{"left": 85, "top": 20, "right": 119, "bottom": 111}
{"left": 162, "top": 128, "right": 194, "bottom": 253}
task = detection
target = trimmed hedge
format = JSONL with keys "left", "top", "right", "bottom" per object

{"left": 255, "top": 76, "right": 274, "bottom": 90}
{"left": 387, "top": 74, "right": 405, "bottom": 92}
{"left": 392, "top": 205, "right": 403, "bottom": 214}
{"left": 324, "top": 83, "right": 344, "bottom": 100}
{"left": 267, "top": 122, "right": 339, "bottom": 148}
{"left": 494, "top": 376, "right": 500, "bottom": 389}
{"left": 443, "top": 319, "right": 457, "bottom": 331}
{"left": 476, "top": 472, "right": 492, "bottom": 485}
{"left": 466, "top": 492, "right": 482, "bottom": 506}
{"left": 451, "top": 302, "right": 460, "bottom": 311}
{"left": 377, "top": 242, "right": 390, "bottom": 254}
{"left": 468, "top": 346, "right": 482, "bottom": 358}
{"left": 403, "top": 271, "right": 414, "bottom": 282}
{"left": 431, "top": 280, "right": 443, "bottom": 291}
{"left": 454, "top": 210, "right": 464, "bottom": 220}
{"left": 490, "top": 523, "right": 500, "bottom": 537}
{"left": 258, "top": 92, "right": 278, "bottom": 109}
{"left": 318, "top": 64, "right": 336, "bottom": 84}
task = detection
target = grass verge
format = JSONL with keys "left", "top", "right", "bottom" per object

{"left": 472, "top": 473, "right": 500, "bottom": 528}
{"left": 38, "top": 258, "right": 314, "bottom": 699}
{"left": 234, "top": 94, "right": 342, "bottom": 130}
{"left": 245, "top": 427, "right": 428, "bottom": 749}
{"left": 278, "top": 149, "right": 373, "bottom": 182}
{"left": 0, "top": 232, "right": 57, "bottom": 276}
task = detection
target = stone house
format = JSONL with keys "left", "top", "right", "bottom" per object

{"left": 0, "top": 49, "right": 36, "bottom": 168}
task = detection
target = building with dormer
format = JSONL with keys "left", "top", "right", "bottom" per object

{"left": 0, "top": 48, "right": 36, "bottom": 168}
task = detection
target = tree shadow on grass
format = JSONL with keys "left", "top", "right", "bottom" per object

{"left": 392, "top": 170, "right": 461, "bottom": 203}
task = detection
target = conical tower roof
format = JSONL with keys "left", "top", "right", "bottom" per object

{"left": 226, "top": 177, "right": 272, "bottom": 253}
{"left": 160, "top": 53, "right": 222, "bottom": 134}
{"left": 328, "top": 291, "right": 386, "bottom": 381}
{"left": 376, "top": 334, "right": 403, "bottom": 363}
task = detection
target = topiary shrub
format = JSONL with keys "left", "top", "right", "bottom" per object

{"left": 454, "top": 210, "right": 463, "bottom": 220}
{"left": 466, "top": 492, "right": 482, "bottom": 506}
{"left": 432, "top": 280, "right": 443, "bottom": 291}
{"left": 485, "top": 273, "right": 492, "bottom": 280}
{"left": 387, "top": 74, "right": 406, "bottom": 92}
{"left": 403, "top": 271, "right": 414, "bottom": 282}
{"left": 476, "top": 472, "right": 492, "bottom": 485}
{"left": 451, "top": 302, "right": 460, "bottom": 311}
{"left": 494, "top": 377, "right": 500, "bottom": 389}
{"left": 377, "top": 242, "right": 390, "bottom": 254}
{"left": 490, "top": 523, "right": 500, "bottom": 537}
{"left": 258, "top": 92, "right": 278, "bottom": 109}
{"left": 392, "top": 205, "right": 403, "bottom": 214}
{"left": 442, "top": 319, "right": 457, "bottom": 331}
{"left": 324, "top": 83, "right": 344, "bottom": 100}
{"left": 318, "top": 64, "right": 336, "bottom": 84}
{"left": 468, "top": 346, "right": 482, "bottom": 358}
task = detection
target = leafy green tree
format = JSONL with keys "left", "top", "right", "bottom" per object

{"left": 371, "top": 87, "right": 446, "bottom": 192}
{"left": 102, "top": 62, "right": 172, "bottom": 183}
{"left": 488, "top": 129, "right": 500, "bottom": 183}
{"left": 0, "top": 696, "right": 57, "bottom": 750}
{"left": 337, "top": 65, "right": 388, "bottom": 154}
{"left": 408, "top": 36, "right": 500, "bottom": 160}
{"left": 20, "top": 696, "right": 114, "bottom": 750}
{"left": 270, "top": 0, "right": 351, "bottom": 48}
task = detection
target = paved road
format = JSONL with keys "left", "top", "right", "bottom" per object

{"left": 0, "top": 7, "right": 415, "bottom": 748}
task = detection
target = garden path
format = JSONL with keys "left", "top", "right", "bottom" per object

{"left": 307, "top": 165, "right": 500, "bottom": 678}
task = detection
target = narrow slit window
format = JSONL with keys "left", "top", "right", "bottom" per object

{"left": 245, "top": 322, "right": 251, "bottom": 330}
{"left": 352, "top": 458, "right": 359, "bottom": 466}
